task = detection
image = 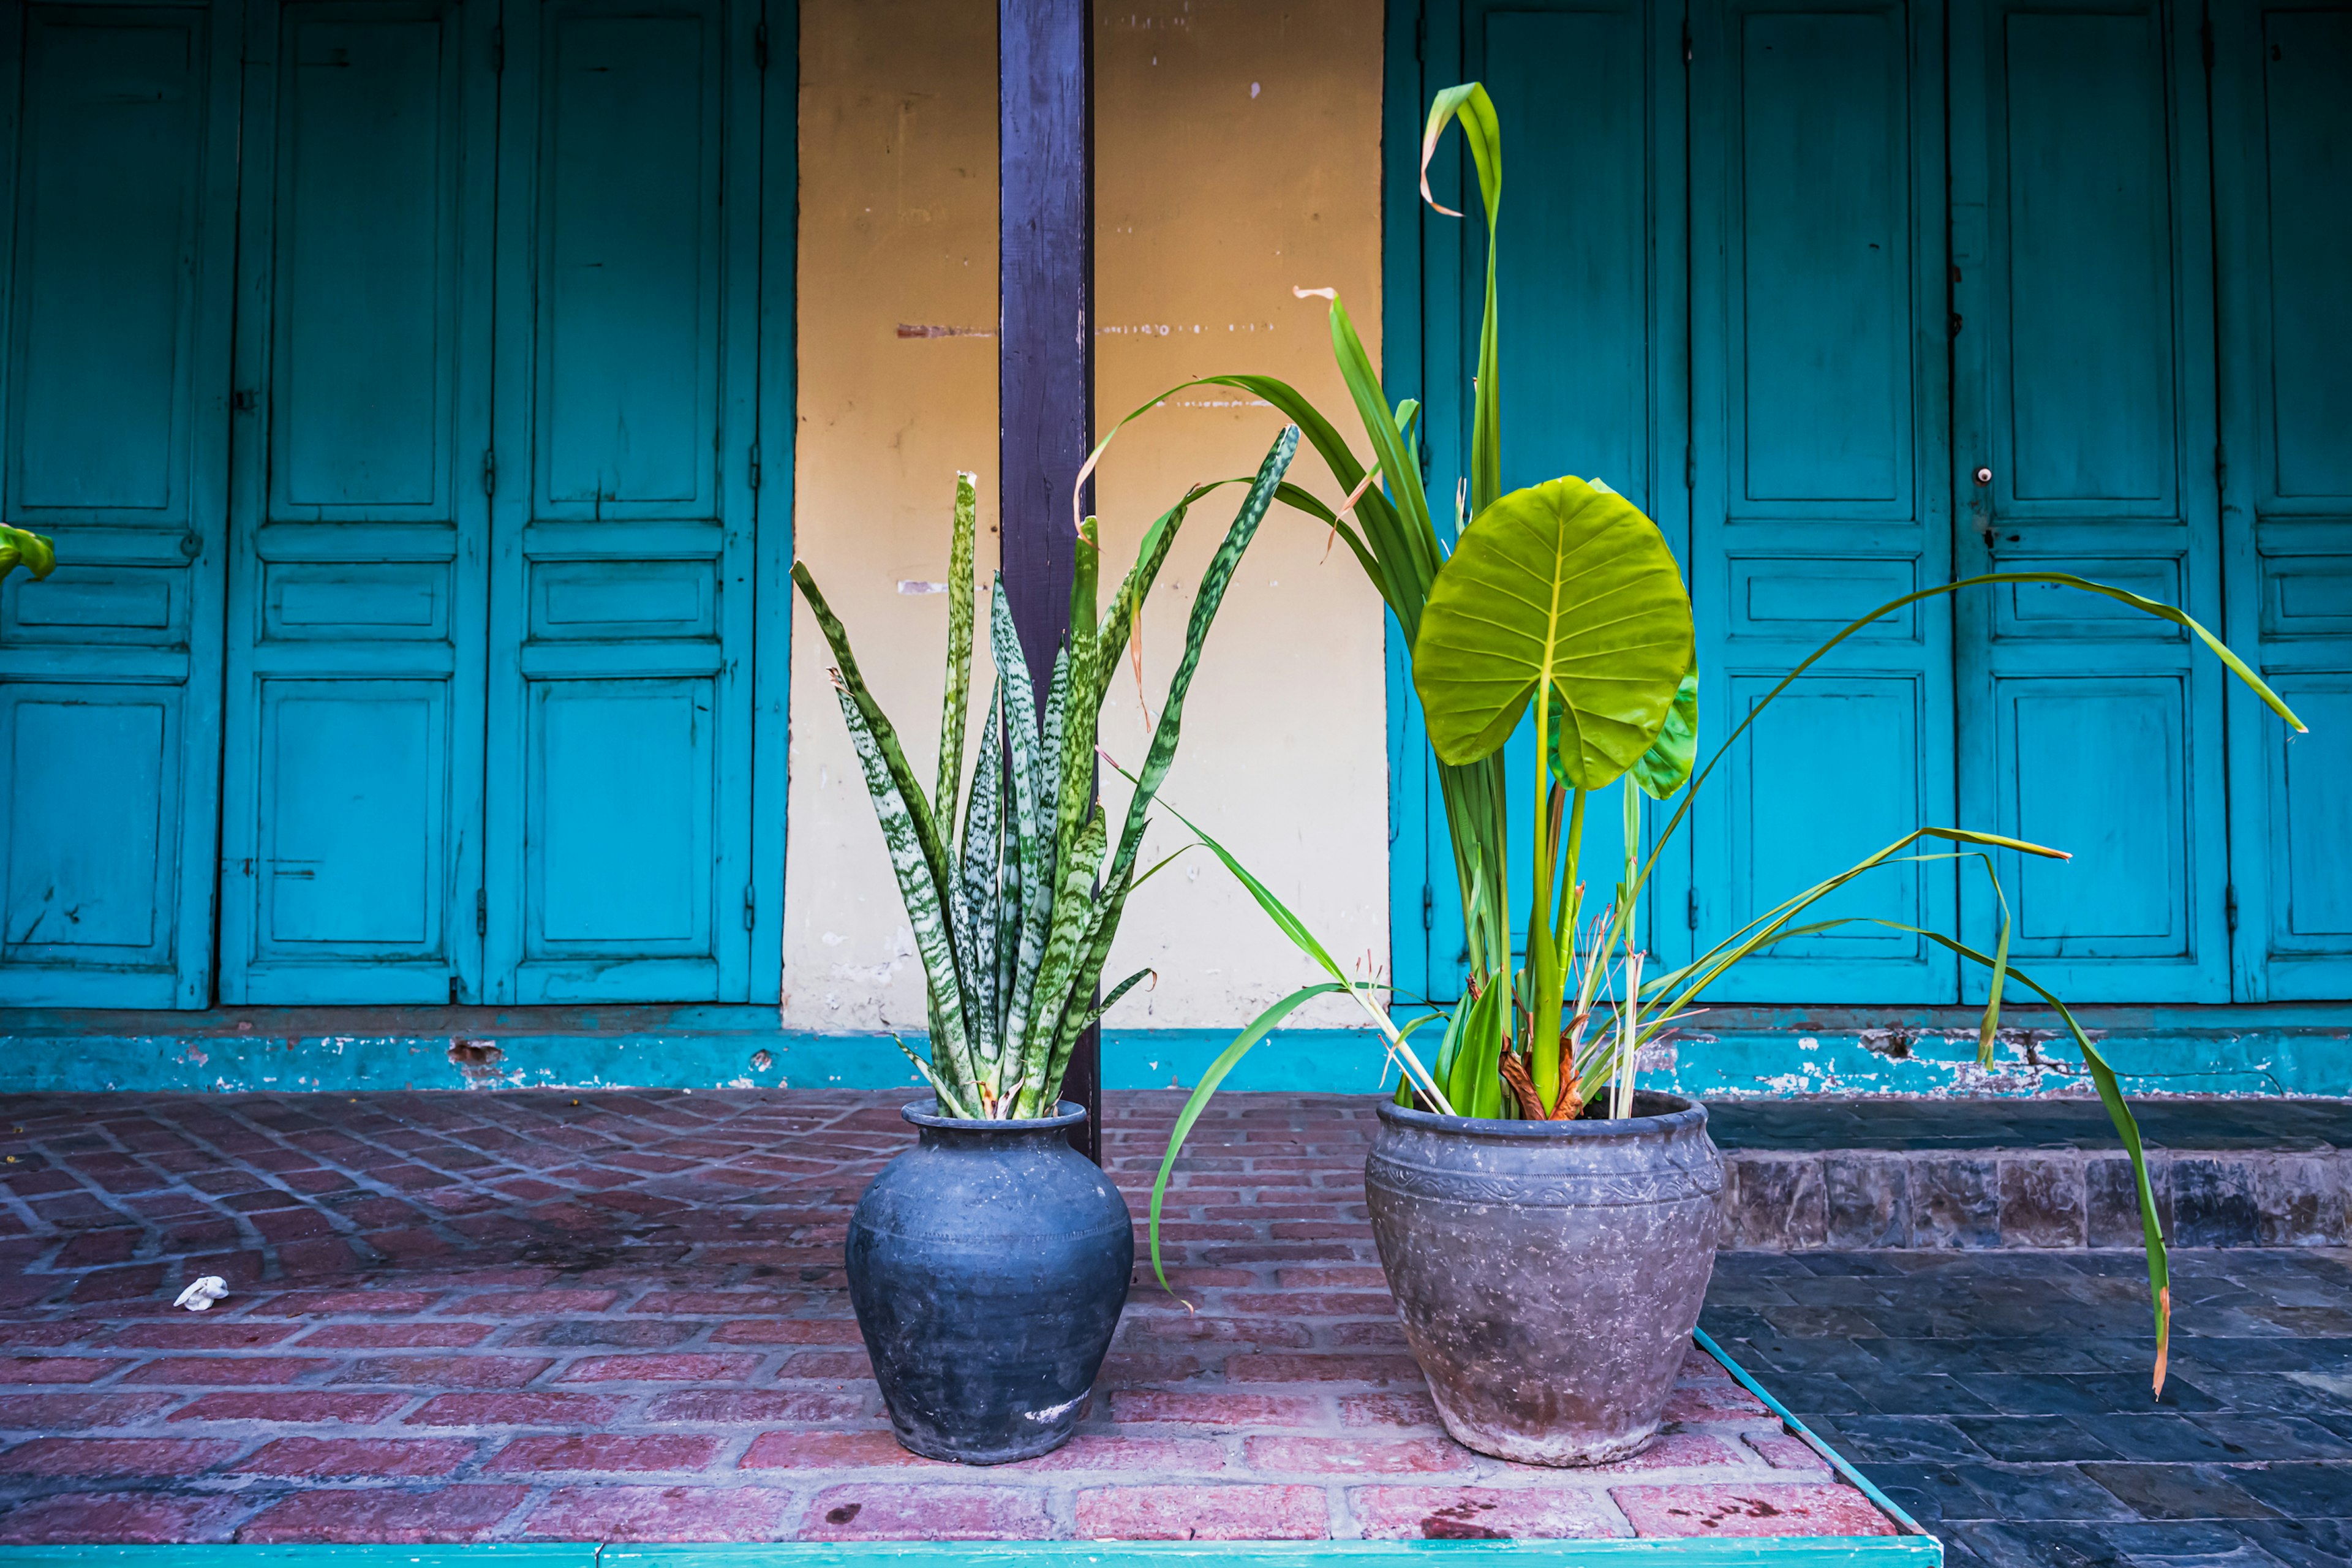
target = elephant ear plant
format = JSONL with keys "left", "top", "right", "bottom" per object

{"left": 1113, "top": 84, "right": 2310, "bottom": 1401}
{"left": 790, "top": 428, "right": 1300, "bottom": 1119}
{"left": 1, "top": 526, "right": 54, "bottom": 584}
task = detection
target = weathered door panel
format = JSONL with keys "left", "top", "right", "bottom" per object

{"left": 1689, "top": 0, "right": 1954, "bottom": 1000}
{"left": 1951, "top": 0, "right": 2230, "bottom": 1000}
{"left": 1406, "top": 0, "right": 1689, "bottom": 1003}
{"left": 219, "top": 0, "right": 496, "bottom": 1003}
{"left": 0, "top": 1, "right": 237, "bottom": 1006}
{"left": 2211, "top": 0, "right": 2352, "bottom": 999}
{"left": 486, "top": 0, "right": 760, "bottom": 1002}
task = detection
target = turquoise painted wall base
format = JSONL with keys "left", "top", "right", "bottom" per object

{"left": 0, "top": 1005, "right": 2341, "bottom": 1098}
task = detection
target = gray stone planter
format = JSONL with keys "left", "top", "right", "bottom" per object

{"left": 1366, "top": 1092, "right": 1725, "bottom": 1466}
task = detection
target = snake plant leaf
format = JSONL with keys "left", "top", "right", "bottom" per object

{"left": 957, "top": 685, "right": 1005, "bottom": 1067}
{"left": 1413, "top": 477, "right": 1695, "bottom": 786}
{"left": 935, "top": 472, "right": 978, "bottom": 823}
{"left": 0, "top": 525, "right": 56, "bottom": 582}
{"left": 989, "top": 586, "right": 1054, "bottom": 1028}
{"left": 820, "top": 676, "right": 976, "bottom": 1097}
{"left": 1630, "top": 668, "right": 1700, "bottom": 799}
{"left": 1012, "top": 802, "right": 1110, "bottom": 1117}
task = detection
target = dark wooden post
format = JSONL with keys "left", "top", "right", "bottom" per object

{"left": 999, "top": 0, "right": 1099, "bottom": 1162}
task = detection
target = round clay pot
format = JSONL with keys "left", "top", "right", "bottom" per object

{"left": 845, "top": 1099, "right": 1131, "bottom": 1464}
{"left": 1365, "top": 1092, "right": 1724, "bottom": 1466}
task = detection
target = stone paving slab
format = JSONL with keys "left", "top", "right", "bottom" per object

{"left": 0, "top": 1089, "right": 1894, "bottom": 1545}
{"left": 1702, "top": 1247, "right": 2352, "bottom": 1567}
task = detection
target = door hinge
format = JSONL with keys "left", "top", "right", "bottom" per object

{"left": 231, "top": 388, "right": 257, "bottom": 413}
{"left": 1687, "top": 889, "right": 1700, "bottom": 930}
{"left": 2226, "top": 884, "right": 2239, "bottom": 933}
{"left": 491, "top": 25, "right": 504, "bottom": 74}
{"left": 2201, "top": 17, "right": 2214, "bottom": 69}
{"left": 743, "top": 883, "right": 757, "bottom": 932}
{"left": 1421, "top": 884, "right": 1434, "bottom": 933}
{"left": 481, "top": 450, "right": 496, "bottom": 497}
{"left": 476, "top": 888, "right": 488, "bottom": 937}
{"left": 755, "top": 19, "right": 770, "bottom": 70}
{"left": 1683, "top": 22, "right": 1693, "bottom": 62}
{"left": 748, "top": 445, "right": 761, "bottom": 490}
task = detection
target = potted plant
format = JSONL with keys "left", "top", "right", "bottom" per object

{"left": 1109, "top": 86, "right": 2308, "bottom": 1466}
{"left": 791, "top": 430, "right": 1300, "bottom": 1463}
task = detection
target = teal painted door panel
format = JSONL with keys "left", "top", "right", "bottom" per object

{"left": 1407, "top": 0, "right": 1690, "bottom": 1003}
{"left": 219, "top": 0, "right": 495, "bottom": 1005}
{"left": 487, "top": 0, "right": 761, "bottom": 1003}
{"left": 2211, "top": 0, "right": 2352, "bottom": 999}
{"left": 1951, "top": 0, "right": 2231, "bottom": 1001}
{"left": 0, "top": 0, "right": 238, "bottom": 1008}
{"left": 1689, "top": 0, "right": 1955, "bottom": 1001}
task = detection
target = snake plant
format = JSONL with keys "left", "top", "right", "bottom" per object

{"left": 791, "top": 429, "right": 1300, "bottom": 1118}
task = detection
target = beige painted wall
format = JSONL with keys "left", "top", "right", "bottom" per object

{"left": 785, "top": 1, "right": 1390, "bottom": 1041}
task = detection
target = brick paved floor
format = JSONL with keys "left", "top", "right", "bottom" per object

{"left": 1703, "top": 1248, "right": 2352, "bottom": 1568}
{"left": 0, "top": 1089, "right": 1888, "bottom": 1545}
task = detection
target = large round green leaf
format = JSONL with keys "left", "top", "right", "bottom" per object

{"left": 1412, "top": 477, "right": 1694, "bottom": 787}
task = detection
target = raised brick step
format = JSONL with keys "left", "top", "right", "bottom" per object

{"left": 1708, "top": 1098, "right": 2352, "bottom": 1251}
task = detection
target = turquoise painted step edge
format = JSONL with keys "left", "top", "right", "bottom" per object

{"left": 0, "top": 1542, "right": 1943, "bottom": 1566}
{"left": 0, "top": 1008, "right": 2342, "bottom": 1098}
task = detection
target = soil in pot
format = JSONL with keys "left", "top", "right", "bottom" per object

{"left": 1365, "top": 1091, "right": 1724, "bottom": 1466}
{"left": 845, "top": 1099, "right": 1131, "bottom": 1464}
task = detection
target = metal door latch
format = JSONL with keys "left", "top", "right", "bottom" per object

{"left": 1973, "top": 466, "right": 1993, "bottom": 485}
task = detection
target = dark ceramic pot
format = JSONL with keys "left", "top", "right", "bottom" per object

{"left": 1365, "top": 1092, "right": 1724, "bottom": 1466}
{"left": 845, "top": 1099, "right": 1131, "bottom": 1464}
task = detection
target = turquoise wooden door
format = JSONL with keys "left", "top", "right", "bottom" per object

{"left": 1950, "top": 0, "right": 2231, "bottom": 1001}
{"left": 219, "top": 0, "right": 770, "bottom": 1005}
{"left": 1401, "top": 0, "right": 1690, "bottom": 1005}
{"left": 219, "top": 0, "right": 497, "bottom": 1004}
{"left": 0, "top": 0, "right": 239, "bottom": 1008}
{"left": 2210, "top": 0, "right": 2352, "bottom": 1001}
{"left": 1687, "top": 0, "right": 1956, "bottom": 1001}
{"left": 484, "top": 0, "right": 763, "bottom": 1003}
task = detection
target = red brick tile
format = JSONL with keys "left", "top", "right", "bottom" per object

{"left": 1245, "top": 1435, "right": 1469, "bottom": 1475}
{"left": 233, "top": 1436, "right": 476, "bottom": 1477}
{"left": 1745, "top": 1431, "right": 1832, "bottom": 1472}
{"left": 775, "top": 1350, "right": 872, "bottom": 1379}
{"left": 0, "top": 1355, "right": 128, "bottom": 1384}
{"left": 1112, "top": 1389, "right": 1322, "bottom": 1427}
{"left": 1660, "top": 1382, "right": 1770, "bottom": 1421}
{"left": 1276, "top": 1266, "right": 1390, "bottom": 1288}
{"left": 1351, "top": 1485, "right": 1629, "bottom": 1540}
{"left": 1011, "top": 1433, "right": 1228, "bottom": 1474}
{"left": 460, "top": 1288, "right": 622, "bottom": 1314}
{"left": 645, "top": 1389, "right": 867, "bottom": 1424}
{"left": 1225, "top": 1352, "right": 1423, "bottom": 1385}
{"left": 631, "top": 1291, "right": 809, "bottom": 1316}
{"left": 171, "top": 1391, "right": 409, "bottom": 1425}
{"left": 798, "top": 1483, "right": 1055, "bottom": 1541}
{"left": 0, "top": 1488, "right": 247, "bottom": 1544}
{"left": 560, "top": 1352, "right": 760, "bottom": 1383}
{"left": 741, "top": 1430, "right": 927, "bottom": 1468}
{"left": 711, "top": 1317, "right": 864, "bottom": 1345}
{"left": 123, "top": 1356, "right": 331, "bottom": 1386}
{"left": 298, "top": 1322, "right": 495, "bottom": 1349}
{"left": 1612, "top": 1482, "right": 1898, "bottom": 1538}
{"left": 235, "top": 1484, "right": 530, "bottom": 1543}
{"left": 405, "top": 1392, "right": 626, "bottom": 1427}
{"left": 488, "top": 1433, "right": 720, "bottom": 1472}
{"left": 0, "top": 1392, "right": 176, "bottom": 1428}
{"left": 101, "top": 1321, "right": 304, "bottom": 1350}
{"left": 1339, "top": 1392, "right": 1444, "bottom": 1428}
{"left": 332, "top": 1355, "right": 554, "bottom": 1388}
{"left": 1075, "top": 1483, "right": 1330, "bottom": 1540}
{"left": 0, "top": 1322, "right": 85, "bottom": 1348}
{"left": 0, "top": 1437, "right": 239, "bottom": 1476}
{"left": 1577, "top": 1431, "right": 1751, "bottom": 1472}
{"left": 524, "top": 1485, "right": 798, "bottom": 1542}
{"left": 1226, "top": 1292, "right": 1395, "bottom": 1316}
{"left": 1124, "top": 1315, "right": 1313, "bottom": 1348}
